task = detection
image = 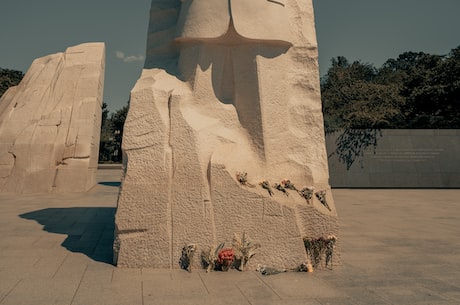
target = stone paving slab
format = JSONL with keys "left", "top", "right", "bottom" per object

{"left": 0, "top": 169, "right": 459, "bottom": 305}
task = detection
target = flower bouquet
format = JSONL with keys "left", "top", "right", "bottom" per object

{"left": 217, "top": 247, "right": 235, "bottom": 271}
{"left": 315, "top": 190, "right": 331, "bottom": 211}
{"left": 232, "top": 232, "right": 260, "bottom": 271}
{"left": 201, "top": 243, "right": 224, "bottom": 272}
{"left": 299, "top": 186, "right": 314, "bottom": 204}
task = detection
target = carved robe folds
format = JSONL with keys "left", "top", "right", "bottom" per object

{"left": 177, "top": 0, "right": 293, "bottom": 43}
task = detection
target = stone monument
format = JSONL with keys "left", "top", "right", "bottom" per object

{"left": 115, "top": 0, "right": 339, "bottom": 269}
{"left": 0, "top": 43, "right": 105, "bottom": 193}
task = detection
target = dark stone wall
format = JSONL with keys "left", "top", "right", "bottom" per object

{"left": 326, "top": 130, "right": 460, "bottom": 188}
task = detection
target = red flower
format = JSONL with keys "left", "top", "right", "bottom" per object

{"left": 217, "top": 248, "right": 235, "bottom": 267}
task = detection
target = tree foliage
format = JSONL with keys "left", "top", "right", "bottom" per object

{"left": 380, "top": 48, "right": 460, "bottom": 128}
{"left": 322, "top": 56, "right": 404, "bottom": 133}
{"left": 322, "top": 46, "right": 460, "bottom": 168}
{"left": 0, "top": 68, "right": 24, "bottom": 98}
{"left": 99, "top": 103, "right": 129, "bottom": 163}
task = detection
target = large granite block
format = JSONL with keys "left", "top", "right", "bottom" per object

{"left": 0, "top": 43, "right": 105, "bottom": 193}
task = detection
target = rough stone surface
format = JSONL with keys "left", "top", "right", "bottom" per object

{"left": 115, "top": 0, "right": 338, "bottom": 269}
{"left": 0, "top": 43, "right": 105, "bottom": 193}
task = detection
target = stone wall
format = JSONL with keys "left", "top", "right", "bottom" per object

{"left": 327, "top": 129, "right": 460, "bottom": 188}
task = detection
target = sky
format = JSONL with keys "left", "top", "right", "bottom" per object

{"left": 1, "top": 0, "right": 459, "bottom": 113}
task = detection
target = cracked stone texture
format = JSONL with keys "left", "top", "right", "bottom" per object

{"left": 0, "top": 43, "right": 105, "bottom": 193}
{"left": 115, "top": 0, "right": 338, "bottom": 269}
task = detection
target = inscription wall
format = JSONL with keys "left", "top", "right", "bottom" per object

{"left": 326, "top": 130, "right": 460, "bottom": 188}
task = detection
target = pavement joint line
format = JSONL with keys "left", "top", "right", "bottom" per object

{"left": 70, "top": 263, "right": 89, "bottom": 305}
{"left": 32, "top": 255, "right": 42, "bottom": 267}
{"left": 254, "top": 271, "right": 283, "bottom": 300}
{"left": 141, "top": 280, "right": 145, "bottom": 305}
{"left": 52, "top": 252, "right": 70, "bottom": 279}
{"left": 32, "top": 235, "right": 42, "bottom": 246}
{"left": 235, "top": 283, "right": 253, "bottom": 305}
{"left": 0, "top": 279, "right": 22, "bottom": 305}
{"left": 110, "top": 267, "right": 115, "bottom": 283}
{"left": 197, "top": 272, "right": 211, "bottom": 295}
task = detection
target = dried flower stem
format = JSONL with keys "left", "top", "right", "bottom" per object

{"left": 273, "top": 183, "right": 289, "bottom": 196}
{"left": 201, "top": 243, "right": 224, "bottom": 272}
{"left": 299, "top": 186, "right": 314, "bottom": 204}
{"left": 281, "top": 179, "right": 298, "bottom": 191}
{"left": 179, "top": 244, "right": 196, "bottom": 272}
{"left": 232, "top": 232, "right": 260, "bottom": 271}
{"left": 303, "top": 235, "right": 337, "bottom": 269}
{"left": 259, "top": 180, "right": 274, "bottom": 196}
{"left": 315, "top": 190, "right": 331, "bottom": 211}
{"left": 236, "top": 172, "right": 256, "bottom": 188}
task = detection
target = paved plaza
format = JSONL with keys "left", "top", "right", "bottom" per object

{"left": 0, "top": 169, "right": 459, "bottom": 305}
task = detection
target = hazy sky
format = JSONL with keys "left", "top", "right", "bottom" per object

{"left": 1, "top": 0, "right": 459, "bottom": 112}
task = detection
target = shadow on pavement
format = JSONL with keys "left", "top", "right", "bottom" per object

{"left": 20, "top": 207, "right": 116, "bottom": 264}
{"left": 98, "top": 181, "right": 121, "bottom": 187}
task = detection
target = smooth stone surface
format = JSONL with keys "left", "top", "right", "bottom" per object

{"left": 327, "top": 129, "right": 460, "bottom": 188}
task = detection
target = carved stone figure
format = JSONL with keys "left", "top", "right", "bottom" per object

{"left": 176, "top": 0, "right": 293, "bottom": 43}
{"left": 114, "top": 0, "right": 339, "bottom": 269}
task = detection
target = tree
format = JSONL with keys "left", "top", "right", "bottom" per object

{"left": 321, "top": 57, "right": 404, "bottom": 169}
{"left": 0, "top": 68, "right": 24, "bottom": 98}
{"left": 98, "top": 102, "right": 113, "bottom": 162}
{"left": 437, "top": 46, "right": 460, "bottom": 127}
{"left": 322, "top": 56, "right": 404, "bottom": 131}
{"left": 322, "top": 46, "right": 460, "bottom": 168}
{"left": 98, "top": 103, "right": 129, "bottom": 163}
{"left": 379, "top": 46, "right": 460, "bottom": 128}
{"left": 110, "top": 105, "right": 128, "bottom": 162}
